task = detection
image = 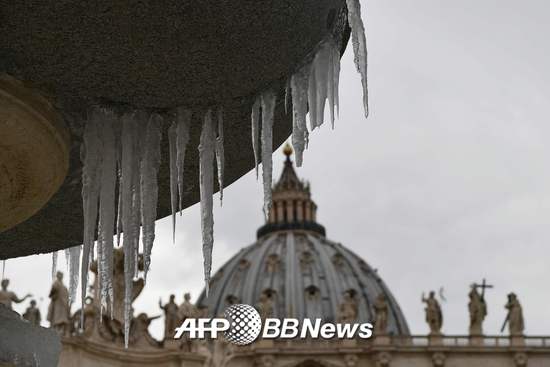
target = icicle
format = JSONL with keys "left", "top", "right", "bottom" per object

{"left": 345, "top": 0, "right": 369, "bottom": 117}
{"left": 176, "top": 108, "right": 191, "bottom": 213}
{"left": 307, "top": 61, "right": 318, "bottom": 130}
{"left": 327, "top": 39, "right": 341, "bottom": 129}
{"left": 251, "top": 98, "right": 261, "bottom": 179}
{"left": 1, "top": 260, "right": 5, "bottom": 280}
{"left": 313, "top": 42, "right": 331, "bottom": 129}
{"left": 96, "top": 108, "right": 118, "bottom": 313}
{"left": 260, "top": 90, "right": 276, "bottom": 218}
{"left": 80, "top": 107, "right": 102, "bottom": 322}
{"left": 132, "top": 114, "right": 145, "bottom": 280}
{"left": 333, "top": 42, "right": 341, "bottom": 120}
{"left": 116, "top": 166, "right": 123, "bottom": 247}
{"left": 215, "top": 107, "right": 225, "bottom": 205}
{"left": 140, "top": 114, "right": 162, "bottom": 282}
{"left": 168, "top": 122, "right": 178, "bottom": 243}
{"left": 120, "top": 112, "right": 143, "bottom": 348}
{"left": 290, "top": 67, "right": 309, "bottom": 167}
{"left": 67, "top": 245, "right": 81, "bottom": 304}
{"left": 199, "top": 109, "right": 216, "bottom": 297}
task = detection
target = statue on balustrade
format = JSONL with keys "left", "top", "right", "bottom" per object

{"left": 502, "top": 293, "right": 524, "bottom": 336}
{"left": 422, "top": 290, "right": 443, "bottom": 335}
{"left": 23, "top": 299, "right": 41, "bottom": 326}
{"left": 337, "top": 289, "right": 358, "bottom": 323}
{"left": 0, "top": 278, "right": 31, "bottom": 310}
{"left": 159, "top": 294, "right": 179, "bottom": 339}
{"left": 373, "top": 293, "right": 389, "bottom": 335}
{"left": 47, "top": 271, "right": 70, "bottom": 336}
{"left": 468, "top": 284, "right": 487, "bottom": 335}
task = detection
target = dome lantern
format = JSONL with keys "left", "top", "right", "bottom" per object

{"left": 199, "top": 150, "right": 410, "bottom": 335}
{"left": 257, "top": 144, "right": 326, "bottom": 239}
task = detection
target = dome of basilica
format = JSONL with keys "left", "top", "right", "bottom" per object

{"left": 198, "top": 145, "right": 410, "bottom": 335}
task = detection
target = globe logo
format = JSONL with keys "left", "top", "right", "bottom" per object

{"left": 223, "top": 304, "right": 262, "bottom": 345}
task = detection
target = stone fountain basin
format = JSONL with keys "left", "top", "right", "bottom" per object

{"left": 0, "top": 1, "right": 350, "bottom": 258}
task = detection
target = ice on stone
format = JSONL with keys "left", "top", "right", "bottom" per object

{"left": 260, "top": 90, "right": 276, "bottom": 218}
{"left": 199, "top": 109, "right": 216, "bottom": 296}
{"left": 346, "top": 0, "right": 369, "bottom": 117}
{"left": 251, "top": 98, "right": 261, "bottom": 179}
{"left": 176, "top": 108, "right": 191, "bottom": 213}
{"left": 168, "top": 121, "right": 178, "bottom": 242}
{"left": 290, "top": 66, "right": 310, "bottom": 167}
{"left": 215, "top": 107, "right": 225, "bottom": 205}
{"left": 97, "top": 109, "right": 117, "bottom": 311}
{"left": 140, "top": 114, "right": 162, "bottom": 281}
{"left": 80, "top": 106, "right": 103, "bottom": 319}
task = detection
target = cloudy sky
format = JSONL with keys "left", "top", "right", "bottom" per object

{"left": 4, "top": 0, "right": 550, "bottom": 340}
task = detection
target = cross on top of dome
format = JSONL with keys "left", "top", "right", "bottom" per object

{"left": 274, "top": 143, "right": 309, "bottom": 194}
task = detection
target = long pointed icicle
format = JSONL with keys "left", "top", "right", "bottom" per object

{"left": 141, "top": 114, "right": 162, "bottom": 282}
{"left": 291, "top": 67, "right": 309, "bottom": 167}
{"left": 199, "top": 109, "right": 216, "bottom": 297}
{"left": 116, "top": 166, "right": 123, "bottom": 247}
{"left": 260, "top": 91, "right": 276, "bottom": 218}
{"left": 313, "top": 42, "right": 330, "bottom": 129}
{"left": 215, "top": 107, "right": 225, "bottom": 205}
{"left": 97, "top": 109, "right": 117, "bottom": 313}
{"left": 80, "top": 107, "right": 102, "bottom": 324}
{"left": 333, "top": 41, "right": 341, "bottom": 120}
{"left": 168, "top": 122, "right": 178, "bottom": 243}
{"left": 307, "top": 61, "right": 318, "bottom": 131}
{"left": 120, "top": 112, "right": 142, "bottom": 348}
{"left": 346, "top": 0, "right": 369, "bottom": 117}
{"left": 327, "top": 39, "right": 341, "bottom": 128}
{"left": 176, "top": 108, "right": 191, "bottom": 213}
{"left": 132, "top": 113, "right": 146, "bottom": 280}
{"left": 251, "top": 98, "right": 261, "bottom": 179}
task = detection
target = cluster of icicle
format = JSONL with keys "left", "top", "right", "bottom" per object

{"left": 168, "top": 107, "right": 224, "bottom": 298}
{"left": 70, "top": 0, "right": 367, "bottom": 349}
{"left": 253, "top": 0, "right": 369, "bottom": 217}
{"left": 77, "top": 106, "right": 224, "bottom": 348}
{"left": 79, "top": 107, "right": 163, "bottom": 347}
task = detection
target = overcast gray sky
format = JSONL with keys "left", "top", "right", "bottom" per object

{"left": 4, "top": 0, "right": 550, "bottom": 340}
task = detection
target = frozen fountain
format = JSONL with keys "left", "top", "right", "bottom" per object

{"left": 0, "top": 0, "right": 369, "bottom": 355}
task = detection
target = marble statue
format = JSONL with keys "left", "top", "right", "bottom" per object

{"left": 47, "top": 271, "right": 70, "bottom": 336}
{"left": 503, "top": 293, "right": 524, "bottom": 336}
{"left": 23, "top": 299, "right": 41, "bottom": 326}
{"left": 422, "top": 291, "right": 443, "bottom": 335}
{"left": 159, "top": 294, "right": 179, "bottom": 339}
{"left": 178, "top": 292, "right": 197, "bottom": 322}
{"left": 0, "top": 279, "right": 31, "bottom": 309}
{"left": 265, "top": 254, "right": 280, "bottom": 273}
{"left": 373, "top": 293, "right": 389, "bottom": 335}
{"left": 337, "top": 290, "right": 358, "bottom": 323}
{"left": 129, "top": 313, "right": 161, "bottom": 348}
{"left": 468, "top": 285, "right": 487, "bottom": 335}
